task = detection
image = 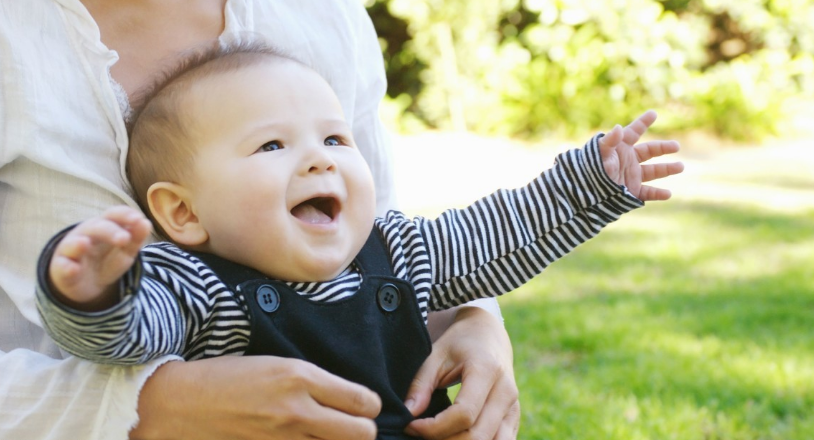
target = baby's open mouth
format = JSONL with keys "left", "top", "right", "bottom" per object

{"left": 291, "top": 197, "right": 339, "bottom": 224}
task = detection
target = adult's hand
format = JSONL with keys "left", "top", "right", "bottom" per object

{"left": 405, "top": 307, "right": 520, "bottom": 440}
{"left": 130, "top": 356, "right": 382, "bottom": 440}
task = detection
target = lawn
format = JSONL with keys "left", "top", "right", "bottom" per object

{"left": 394, "top": 133, "right": 814, "bottom": 440}
{"left": 502, "top": 200, "right": 814, "bottom": 439}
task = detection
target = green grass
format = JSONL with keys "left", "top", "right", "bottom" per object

{"left": 498, "top": 201, "right": 814, "bottom": 439}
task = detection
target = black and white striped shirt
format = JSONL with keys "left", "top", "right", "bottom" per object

{"left": 37, "top": 136, "right": 642, "bottom": 365}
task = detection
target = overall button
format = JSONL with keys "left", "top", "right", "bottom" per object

{"left": 377, "top": 283, "right": 401, "bottom": 312}
{"left": 256, "top": 285, "right": 280, "bottom": 313}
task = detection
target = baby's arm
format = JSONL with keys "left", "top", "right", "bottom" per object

{"left": 38, "top": 213, "right": 250, "bottom": 365}
{"left": 417, "top": 111, "right": 683, "bottom": 310}
{"left": 47, "top": 206, "right": 152, "bottom": 312}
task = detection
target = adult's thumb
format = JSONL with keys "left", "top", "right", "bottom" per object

{"left": 404, "top": 353, "right": 446, "bottom": 416}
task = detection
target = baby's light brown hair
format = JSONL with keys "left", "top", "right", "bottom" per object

{"left": 125, "top": 41, "right": 304, "bottom": 238}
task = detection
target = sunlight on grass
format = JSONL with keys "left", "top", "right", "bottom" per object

{"left": 690, "top": 241, "right": 813, "bottom": 281}
{"left": 639, "top": 331, "right": 814, "bottom": 395}
{"left": 496, "top": 198, "right": 814, "bottom": 439}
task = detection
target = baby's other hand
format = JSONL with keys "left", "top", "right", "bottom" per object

{"left": 599, "top": 110, "right": 684, "bottom": 201}
{"left": 48, "top": 206, "right": 152, "bottom": 311}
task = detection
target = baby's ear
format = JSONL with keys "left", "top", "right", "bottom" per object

{"left": 146, "top": 182, "right": 208, "bottom": 246}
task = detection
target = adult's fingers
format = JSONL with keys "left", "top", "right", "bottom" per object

{"left": 282, "top": 363, "right": 380, "bottom": 440}
{"left": 301, "top": 400, "right": 379, "bottom": 440}
{"left": 305, "top": 363, "right": 383, "bottom": 420}
{"left": 447, "top": 372, "right": 519, "bottom": 440}
{"left": 407, "top": 363, "right": 517, "bottom": 440}
{"left": 405, "top": 349, "right": 506, "bottom": 439}
{"left": 429, "top": 363, "right": 497, "bottom": 437}
{"left": 405, "top": 307, "right": 517, "bottom": 440}
{"left": 496, "top": 401, "right": 521, "bottom": 440}
{"left": 132, "top": 356, "right": 381, "bottom": 440}
{"left": 404, "top": 338, "right": 460, "bottom": 418}
{"left": 276, "top": 361, "right": 380, "bottom": 440}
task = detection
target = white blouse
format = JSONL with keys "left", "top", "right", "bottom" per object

{"left": 0, "top": 0, "right": 438, "bottom": 438}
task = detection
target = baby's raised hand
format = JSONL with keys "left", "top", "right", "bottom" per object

{"left": 599, "top": 110, "right": 684, "bottom": 201}
{"left": 48, "top": 206, "right": 152, "bottom": 311}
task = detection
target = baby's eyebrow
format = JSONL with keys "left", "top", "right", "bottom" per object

{"left": 319, "top": 118, "right": 352, "bottom": 132}
{"left": 321, "top": 117, "right": 349, "bottom": 124}
{"left": 237, "top": 121, "right": 290, "bottom": 144}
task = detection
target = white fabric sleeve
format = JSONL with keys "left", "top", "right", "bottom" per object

{"left": 346, "top": 1, "right": 504, "bottom": 322}
{"left": 347, "top": 0, "right": 398, "bottom": 216}
{"left": 0, "top": 83, "right": 6, "bottom": 168}
{"left": 0, "top": 348, "right": 180, "bottom": 440}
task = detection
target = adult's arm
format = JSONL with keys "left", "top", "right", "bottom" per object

{"left": 0, "top": 15, "right": 161, "bottom": 433}
{"left": 0, "top": 347, "right": 176, "bottom": 440}
{"left": 0, "top": 349, "right": 380, "bottom": 440}
{"left": 130, "top": 357, "right": 380, "bottom": 440}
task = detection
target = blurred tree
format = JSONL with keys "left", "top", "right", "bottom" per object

{"left": 366, "top": 0, "right": 814, "bottom": 141}
{"left": 365, "top": 1, "right": 425, "bottom": 102}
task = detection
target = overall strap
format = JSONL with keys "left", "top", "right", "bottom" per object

{"left": 355, "top": 228, "right": 395, "bottom": 277}
{"left": 189, "top": 250, "right": 269, "bottom": 291}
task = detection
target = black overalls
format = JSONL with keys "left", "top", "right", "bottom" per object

{"left": 193, "top": 229, "right": 451, "bottom": 440}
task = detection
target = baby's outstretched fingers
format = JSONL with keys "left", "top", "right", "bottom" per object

{"left": 624, "top": 110, "right": 658, "bottom": 141}
{"left": 637, "top": 185, "right": 673, "bottom": 202}
{"left": 48, "top": 209, "right": 149, "bottom": 309}
{"left": 634, "top": 140, "right": 680, "bottom": 163}
{"left": 123, "top": 217, "right": 153, "bottom": 254}
{"left": 641, "top": 161, "right": 685, "bottom": 183}
{"left": 598, "top": 124, "right": 623, "bottom": 155}
{"left": 73, "top": 216, "right": 135, "bottom": 248}
{"left": 48, "top": 233, "right": 98, "bottom": 302}
{"left": 98, "top": 206, "right": 152, "bottom": 251}
{"left": 51, "top": 235, "right": 92, "bottom": 282}
{"left": 55, "top": 233, "right": 93, "bottom": 262}
{"left": 102, "top": 205, "right": 146, "bottom": 223}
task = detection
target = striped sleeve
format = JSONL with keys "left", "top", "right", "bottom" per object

{"left": 36, "top": 240, "right": 250, "bottom": 365}
{"left": 418, "top": 133, "right": 644, "bottom": 311}
{"left": 376, "top": 214, "right": 434, "bottom": 322}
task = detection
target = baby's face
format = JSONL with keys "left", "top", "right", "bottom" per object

{"left": 180, "top": 58, "right": 376, "bottom": 281}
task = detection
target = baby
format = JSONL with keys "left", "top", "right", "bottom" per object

{"left": 36, "top": 42, "right": 683, "bottom": 437}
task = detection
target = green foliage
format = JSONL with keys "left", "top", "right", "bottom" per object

{"left": 366, "top": 0, "right": 814, "bottom": 141}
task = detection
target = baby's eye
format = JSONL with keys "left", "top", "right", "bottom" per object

{"left": 257, "top": 140, "right": 284, "bottom": 153}
{"left": 324, "top": 135, "right": 346, "bottom": 147}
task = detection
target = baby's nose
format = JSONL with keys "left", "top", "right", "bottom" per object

{"left": 305, "top": 148, "right": 337, "bottom": 174}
